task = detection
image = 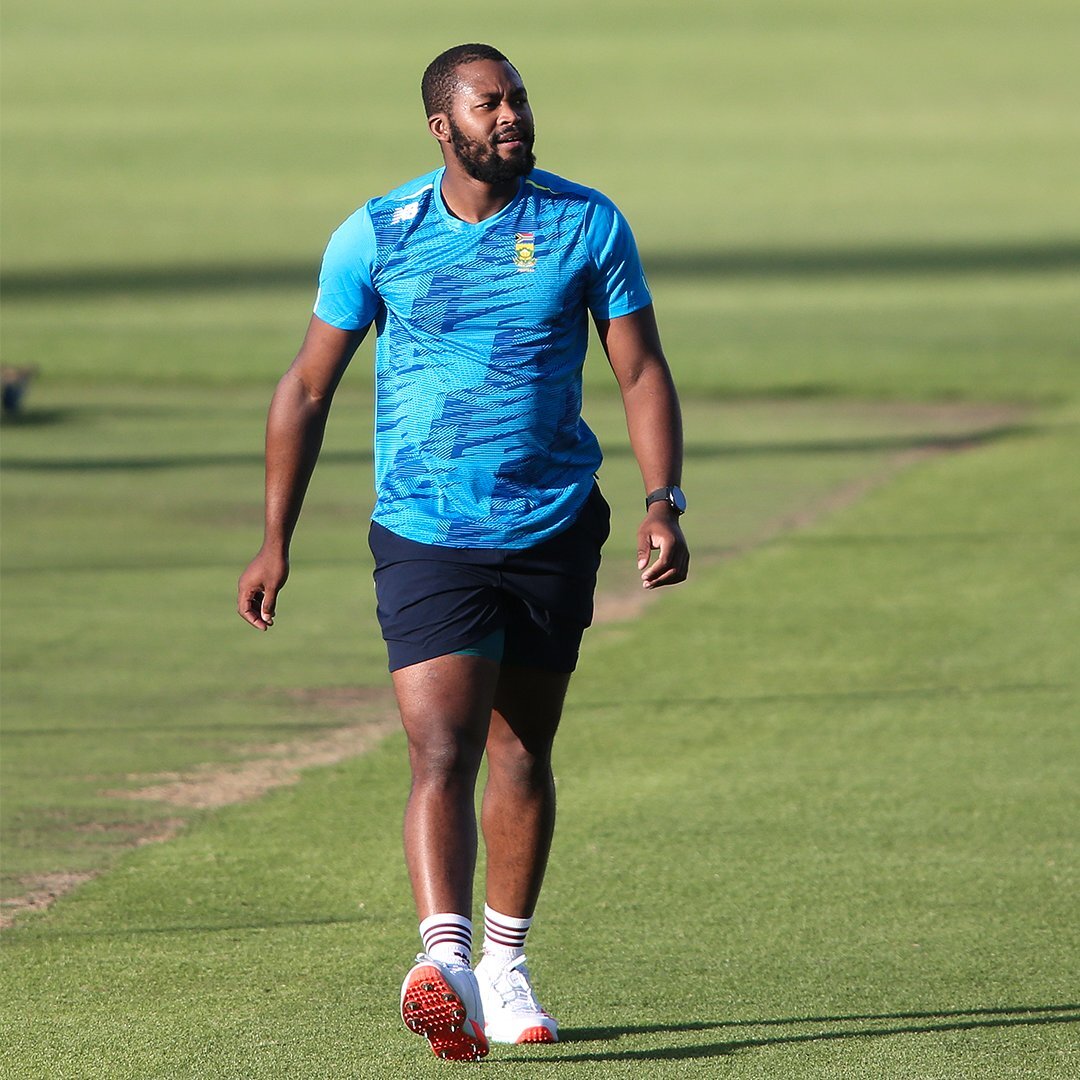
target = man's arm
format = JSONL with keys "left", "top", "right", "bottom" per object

{"left": 237, "top": 315, "right": 369, "bottom": 630}
{"left": 594, "top": 304, "right": 690, "bottom": 589}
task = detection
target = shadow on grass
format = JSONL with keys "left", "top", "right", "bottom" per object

{"left": 6, "top": 912, "right": 373, "bottom": 941}
{"left": 574, "top": 681, "right": 1069, "bottom": 712}
{"left": 0, "top": 449, "right": 370, "bottom": 472}
{"left": 3, "top": 240, "right": 1079, "bottom": 298}
{"left": 527, "top": 1004, "right": 1080, "bottom": 1063}
{"left": 646, "top": 242, "right": 1080, "bottom": 279}
{"left": 785, "top": 531, "right": 1080, "bottom": 546}
{"left": 675, "top": 425, "right": 1034, "bottom": 459}
{"left": 0, "top": 423, "right": 1033, "bottom": 473}
{"left": 0, "top": 409, "right": 79, "bottom": 428}
{"left": 0, "top": 718, "right": 364, "bottom": 737}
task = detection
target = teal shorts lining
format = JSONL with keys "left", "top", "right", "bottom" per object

{"left": 452, "top": 628, "right": 506, "bottom": 662}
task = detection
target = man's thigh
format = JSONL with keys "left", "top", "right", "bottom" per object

{"left": 490, "top": 665, "right": 572, "bottom": 755}
{"left": 392, "top": 653, "right": 501, "bottom": 761}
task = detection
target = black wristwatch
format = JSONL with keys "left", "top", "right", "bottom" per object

{"left": 645, "top": 485, "right": 687, "bottom": 515}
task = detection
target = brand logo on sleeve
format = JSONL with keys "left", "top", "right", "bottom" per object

{"left": 392, "top": 201, "right": 420, "bottom": 225}
{"left": 513, "top": 232, "right": 537, "bottom": 271}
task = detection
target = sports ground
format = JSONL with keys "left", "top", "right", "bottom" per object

{"left": 2, "top": 1, "right": 1078, "bottom": 1076}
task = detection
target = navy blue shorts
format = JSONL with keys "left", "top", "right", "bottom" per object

{"left": 368, "top": 485, "right": 611, "bottom": 673}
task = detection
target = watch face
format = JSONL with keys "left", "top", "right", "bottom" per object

{"left": 646, "top": 486, "right": 687, "bottom": 513}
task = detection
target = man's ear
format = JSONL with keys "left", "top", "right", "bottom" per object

{"left": 428, "top": 114, "right": 451, "bottom": 144}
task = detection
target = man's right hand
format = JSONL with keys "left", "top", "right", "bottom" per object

{"left": 237, "top": 549, "right": 289, "bottom": 631}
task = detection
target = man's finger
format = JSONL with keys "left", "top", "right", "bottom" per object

{"left": 637, "top": 523, "right": 667, "bottom": 572}
{"left": 239, "top": 594, "right": 263, "bottom": 629}
{"left": 643, "top": 563, "right": 684, "bottom": 588}
{"left": 637, "top": 527, "right": 689, "bottom": 588}
{"left": 639, "top": 530, "right": 670, "bottom": 577}
{"left": 260, "top": 586, "right": 277, "bottom": 627}
{"left": 637, "top": 540, "right": 653, "bottom": 571}
{"left": 642, "top": 560, "right": 675, "bottom": 586}
{"left": 238, "top": 584, "right": 271, "bottom": 630}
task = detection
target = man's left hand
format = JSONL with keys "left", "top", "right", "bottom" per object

{"left": 637, "top": 510, "right": 689, "bottom": 589}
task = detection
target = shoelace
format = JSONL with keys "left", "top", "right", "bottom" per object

{"left": 491, "top": 958, "right": 545, "bottom": 1013}
{"left": 416, "top": 952, "right": 471, "bottom": 975}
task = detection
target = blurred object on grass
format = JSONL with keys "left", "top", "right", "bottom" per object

{"left": 1, "top": 365, "right": 38, "bottom": 417}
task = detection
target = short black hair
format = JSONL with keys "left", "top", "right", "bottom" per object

{"left": 421, "top": 43, "right": 515, "bottom": 117}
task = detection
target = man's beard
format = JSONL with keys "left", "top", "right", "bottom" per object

{"left": 448, "top": 119, "right": 536, "bottom": 184}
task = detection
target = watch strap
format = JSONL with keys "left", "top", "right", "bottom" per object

{"left": 645, "top": 485, "right": 686, "bottom": 514}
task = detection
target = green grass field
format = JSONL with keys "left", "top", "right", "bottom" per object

{"left": 2, "top": 1, "right": 1078, "bottom": 1076}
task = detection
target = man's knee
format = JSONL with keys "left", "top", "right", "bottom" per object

{"left": 407, "top": 721, "right": 487, "bottom": 785}
{"left": 485, "top": 722, "right": 555, "bottom": 788}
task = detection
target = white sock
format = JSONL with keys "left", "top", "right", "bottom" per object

{"left": 481, "top": 904, "right": 532, "bottom": 963}
{"left": 419, "top": 912, "right": 472, "bottom": 966}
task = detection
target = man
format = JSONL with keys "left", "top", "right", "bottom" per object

{"left": 237, "top": 43, "right": 688, "bottom": 1062}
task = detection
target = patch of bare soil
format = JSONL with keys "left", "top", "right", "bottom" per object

{"left": 0, "top": 818, "right": 187, "bottom": 928}
{"left": 730, "top": 446, "right": 937, "bottom": 550}
{"left": 1, "top": 873, "right": 96, "bottom": 929}
{"left": 108, "top": 695, "right": 401, "bottom": 810}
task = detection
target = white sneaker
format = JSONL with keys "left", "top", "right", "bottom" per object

{"left": 400, "top": 953, "right": 489, "bottom": 1061}
{"left": 475, "top": 954, "right": 559, "bottom": 1044}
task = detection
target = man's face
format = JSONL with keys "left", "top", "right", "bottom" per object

{"left": 443, "top": 59, "right": 535, "bottom": 184}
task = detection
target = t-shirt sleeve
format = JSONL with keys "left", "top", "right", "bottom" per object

{"left": 312, "top": 205, "right": 381, "bottom": 330}
{"left": 584, "top": 196, "right": 652, "bottom": 320}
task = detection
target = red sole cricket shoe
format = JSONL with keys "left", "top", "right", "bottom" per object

{"left": 513, "top": 1024, "right": 558, "bottom": 1044}
{"left": 400, "top": 958, "right": 489, "bottom": 1062}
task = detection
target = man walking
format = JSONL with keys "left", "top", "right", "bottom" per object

{"left": 237, "top": 43, "right": 688, "bottom": 1061}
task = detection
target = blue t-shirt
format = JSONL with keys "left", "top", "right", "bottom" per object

{"left": 314, "top": 166, "right": 651, "bottom": 548}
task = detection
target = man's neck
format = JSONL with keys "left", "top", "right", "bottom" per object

{"left": 439, "top": 167, "right": 521, "bottom": 224}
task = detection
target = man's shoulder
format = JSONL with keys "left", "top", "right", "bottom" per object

{"left": 364, "top": 168, "right": 442, "bottom": 218}
{"left": 326, "top": 170, "right": 440, "bottom": 239}
{"left": 524, "top": 169, "right": 615, "bottom": 208}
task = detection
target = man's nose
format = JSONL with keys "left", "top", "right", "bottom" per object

{"left": 497, "top": 100, "right": 524, "bottom": 126}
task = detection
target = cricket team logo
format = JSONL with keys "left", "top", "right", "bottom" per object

{"left": 513, "top": 232, "right": 537, "bottom": 272}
